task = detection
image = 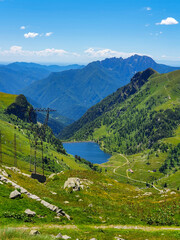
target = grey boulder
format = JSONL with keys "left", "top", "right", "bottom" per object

{"left": 9, "top": 190, "right": 21, "bottom": 199}
{"left": 56, "top": 233, "right": 71, "bottom": 239}
{"left": 29, "top": 230, "right": 40, "bottom": 235}
{"left": 24, "top": 209, "right": 36, "bottom": 217}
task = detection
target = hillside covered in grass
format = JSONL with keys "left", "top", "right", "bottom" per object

{"left": 59, "top": 69, "right": 180, "bottom": 188}
{"left": 0, "top": 92, "right": 179, "bottom": 239}
{"left": 60, "top": 69, "right": 180, "bottom": 152}
{"left": 0, "top": 92, "right": 96, "bottom": 174}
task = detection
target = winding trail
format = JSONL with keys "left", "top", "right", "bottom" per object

{"left": 10, "top": 224, "right": 180, "bottom": 232}
{"left": 113, "top": 154, "right": 162, "bottom": 192}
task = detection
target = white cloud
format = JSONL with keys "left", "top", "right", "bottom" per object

{"left": 45, "top": 32, "right": 53, "bottom": 37}
{"left": 145, "top": 7, "right": 152, "bottom": 11}
{"left": 20, "top": 26, "right": 26, "bottom": 30}
{"left": 24, "top": 32, "right": 39, "bottom": 38}
{"left": 156, "top": 17, "right": 179, "bottom": 25}
{"left": 0, "top": 46, "right": 148, "bottom": 63}
{"left": 0, "top": 46, "right": 78, "bottom": 57}
{"left": 84, "top": 48, "right": 143, "bottom": 59}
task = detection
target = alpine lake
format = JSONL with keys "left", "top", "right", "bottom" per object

{"left": 63, "top": 142, "right": 111, "bottom": 164}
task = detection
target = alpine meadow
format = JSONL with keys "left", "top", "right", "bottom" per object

{"left": 0, "top": 0, "right": 180, "bottom": 240}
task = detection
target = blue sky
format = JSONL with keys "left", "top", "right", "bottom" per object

{"left": 0, "top": 0, "right": 179, "bottom": 65}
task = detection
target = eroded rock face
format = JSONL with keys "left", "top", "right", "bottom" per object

{"left": 9, "top": 190, "right": 21, "bottom": 199}
{"left": 64, "top": 177, "right": 92, "bottom": 191}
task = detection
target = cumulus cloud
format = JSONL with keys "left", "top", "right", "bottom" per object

{"left": 84, "top": 48, "right": 142, "bottom": 59}
{"left": 145, "top": 7, "right": 151, "bottom": 11}
{"left": 24, "top": 32, "right": 39, "bottom": 38}
{"left": 0, "top": 46, "right": 147, "bottom": 63}
{"left": 156, "top": 17, "right": 179, "bottom": 25}
{"left": 20, "top": 26, "right": 26, "bottom": 30}
{"left": 0, "top": 46, "right": 78, "bottom": 57}
{"left": 45, "top": 32, "right": 53, "bottom": 37}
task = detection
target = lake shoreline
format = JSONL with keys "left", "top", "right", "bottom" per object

{"left": 63, "top": 141, "right": 111, "bottom": 164}
{"left": 62, "top": 140, "right": 95, "bottom": 143}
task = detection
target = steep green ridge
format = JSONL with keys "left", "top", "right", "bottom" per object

{"left": 60, "top": 69, "right": 180, "bottom": 151}
{"left": 22, "top": 55, "right": 180, "bottom": 120}
{"left": 6, "top": 94, "right": 37, "bottom": 123}
{"left": 0, "top": 92, "right": 95, "bottom": 174}
{"left": 59, "top": 69, "right": 180, "bottom": 185}
{"left": 59, "top": 68, "right": 157, "bottom": 140}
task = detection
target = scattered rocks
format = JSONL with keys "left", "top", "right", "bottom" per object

{"left": 0, "top": 172, "right": 70, "bottom": 220}
{"left": 88, "top": 204, "right": 93, "bottom": 207}
{"left": 170, "top": 191, "right": 176, "bottom": 195}
{"left": 49, "top": 173, "right": 56, "bottom": 179}
{"left": 56, "top": 233, "right": 71, "bottom": 239}
{"left": 9, "top": 190, "right": 21, "bottom": 199}
{"left": 64, "top": 201, "right": 69, "bottom": 204}
{"left": 0, "top": 181, "right": 3, "bottom": 185}
{"left": 114, "top": 237, "right": 126, "bottom": 240}
{"left": 90, "top": 238, "right": 97, "bottom": 240}
{"left": 51, "top": 191, "right": 57, "bottom": 195}
{"left": 64, "top": 177, "right": 92, "bottom": 191}
{"left": 24, "top": 209, "right": 36, "bottom": 217}
{"left": 1, "top": 169, "right": 8, "bottom": 177}
{"left": 143, "top": 192, "right": 152, "bottom": 196}
{"left": 78, "top": 199, "right": 83, "bottom": 202}
{"left": 29, "top": 230, "right": 40, "bottom": 235}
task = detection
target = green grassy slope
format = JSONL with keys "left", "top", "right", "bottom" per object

{"left": 59, "top": 69, "right": 180, "bottom": 189}
{"left": 60, "top": 69, "right": 180, "bottom": 151}
{"left": 0, "top": 93, "right": 93, "bottom": 174}
{"left": 0, "top": 93, "right": 179, "bottom": 239}
{"left": 0, "top": 92, "right": 17, "bottom": 109}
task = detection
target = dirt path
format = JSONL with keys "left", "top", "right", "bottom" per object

{"left": 113, "top": 154, "right": 162, "bottom": 192}
{"left": 94, "top": 225, "right": 180, "bottom": 231}
{"left": 9, "top": 224, "right": 180, "bottom": 232}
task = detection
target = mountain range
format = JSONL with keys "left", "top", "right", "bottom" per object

{"left": 59, "top": 68, "right": 180, "bottom": 156}
{"left": 0, "top": 62, "right": 84, "bottom": 94}
{"left": 22, "top": 55, "right": 180, "bottom": 120}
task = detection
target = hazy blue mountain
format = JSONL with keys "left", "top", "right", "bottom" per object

{"left": 0, "top": 62, "right": 84, "bottom": 94}
{"left": 22, "top": 55, "right": 180, "bottom": 121}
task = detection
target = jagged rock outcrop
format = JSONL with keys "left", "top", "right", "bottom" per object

{"left": 64, "top": 177, "right": 93, "bottom": 191}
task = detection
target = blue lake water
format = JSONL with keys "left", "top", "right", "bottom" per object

{"left": 63, "top": 142, "right": 111, "bottom": 164}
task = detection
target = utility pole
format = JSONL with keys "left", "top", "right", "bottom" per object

{"left": 27, "top": 107, "right": 56, "bottom": 176}
{"left": 41, "top": 140, "right": 44, "bottom": 176}
{"left": 0, "top": 130, "right": 2, "bottom": 164}
{"left": 34, "top": 139, "right": 37, "bottom": 174}
{"left": 29, "top": 140, "right": 32, "bottom": 172}
{"left": 14, "top": 133, "right": 17, "bottom": 167}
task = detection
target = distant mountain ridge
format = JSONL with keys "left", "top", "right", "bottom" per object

{"left": 0, "top": 62, "right": 84, "bottom": 94}
{"left": 22, "top": 55, "right": 180, "bottom": 120}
